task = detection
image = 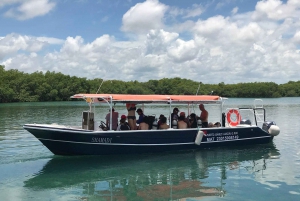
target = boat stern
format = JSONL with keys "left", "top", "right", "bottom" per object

{"left": 262, "top": 121, "right": 280, "bottom": 136}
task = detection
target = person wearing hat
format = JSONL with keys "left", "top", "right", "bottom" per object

{"left": 117, "top": 115, "right": 130, "bottom": 131}
{"left": 177, "top": 112, "right": 188, "bottom": 129}
{"left": 105, "top": 107, "right": 119, "bottom": 130}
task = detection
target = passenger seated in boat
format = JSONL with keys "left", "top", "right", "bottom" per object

{"left": 138, "top": 116, "right": 149, "bottom": 130}
{"left": 189, "top": 113, "right": 198, "bottom": 128}
{"left": 208, "top": 122, "right": 214, "bottom": 127}
{"left": 214, "top": 122, "right": 221, "bottom": 127}
{"left": 136, "top": 108, "right": 145, "bottom": 124}
{"left": 177, "top": 112, "right": 188, "bottom": 129}
{"left": 158, "top": 116, "right": 169, "bottom": 129}
{"left": 171, "top": 107, "right": 179, "bottom": 121}
{"left": 117, "top": 115, "right": 130, "bottom": 131}
{"left": 126, "top": 103, "right": 136, "bottom": 130}
{"left": 199, "top": 104, "right": 208, "bottom": 128}
{"left": 182, "top": 112, "right": 190, "bottom": 127}
{"left": 105, "top": 107, "right": 119, "bottom": 130}
{"left": 157, "top": 114, "right": 165, "bottom": 129}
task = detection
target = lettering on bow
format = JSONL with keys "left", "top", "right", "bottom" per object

{"left": 91, "top": 137, "right": 112, "bottom": 143}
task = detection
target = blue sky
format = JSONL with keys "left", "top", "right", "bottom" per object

{"left": 0, "top": 0, "right": 299, "bottom": 84}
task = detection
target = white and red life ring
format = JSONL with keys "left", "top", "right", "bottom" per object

{"left": 227, "top": 109, "right": 241, "bottom": 127}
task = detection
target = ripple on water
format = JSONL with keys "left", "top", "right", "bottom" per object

{"left": 0, "top": 129, "right": 52, "bottom": 165}
{"left": 0, "top": 99, "right": 300, "bottom": 201}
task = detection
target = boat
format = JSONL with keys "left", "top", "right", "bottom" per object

{"left": 23, "top": 94, "right": 280, "bottom": 155}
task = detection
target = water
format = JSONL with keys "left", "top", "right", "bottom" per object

{"left": 0, "top": 98, "right": 300, "bottom": 201}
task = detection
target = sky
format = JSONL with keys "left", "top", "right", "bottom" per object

{"left": 0, "top": 0, "right": 300, "bottom": 84}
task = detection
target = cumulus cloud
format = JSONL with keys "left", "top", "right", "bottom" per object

{"left": 145, "top": 29, "right": 179, "bottom": 55}
{"left": 0, "top": 33, "right": 48, "bottom": 60}
{"left": 293, "top": 31, "right": 300, "bottom": 44}
{"left": 121, "top": 0, "right": 168, "bottom": 34}
{"left": 194, "top": 15, "right": 230, "bottom": 38}
{"left": 252, "top": 0, "right": 300, "bottom": 21}
{"left": 1, "top": 0, "right": 300, "bottom": 84}
{"left": 3, "top": 0, "right": 56, "bottom": 20}
{"left": 167, "top": 39, "right": 198, "bottom": 63}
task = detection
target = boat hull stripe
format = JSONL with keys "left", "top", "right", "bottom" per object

{"left": 37, "top": 135, "right": 271, "bottom": 146}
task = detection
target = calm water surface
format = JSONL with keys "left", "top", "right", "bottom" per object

{"left": 0, "top": 98, "right": 300, "bottom": 201}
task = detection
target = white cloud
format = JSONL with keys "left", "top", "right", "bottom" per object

{"left": 121, "top": 0, "right": 168, "bottom": 34}
{"left": 167, "top": 39, "right": 198, "bottom": 63}
{"left": 210, "top": 47, "right": 223, "bottom": 57}
{"left": 3, "top": 0, "right": 56, "bottom": 20}
{"left": 194, "top": 15, "right": 229, "bottom": 38}
{"left": 1, "top": 0, "right": 300, "bottom": 84}
{"left": 288, "top": 0, "right": 300, "bottom": 7}
{"left": 169, "top": 20, "right": 195, "bottom": 34}
{"left": 61, "top": 36, "right": 84, "bottom": 54}
{"left": 293, "top": 31, "right": 300, "bottom": 44}
{"left": 0, "top": 33, "right": 47, "bottom": 60}
{"left": 231, "top": 6, "right": 238, "bottom": 15}
{"left": 252, "top": 0, "right": 300, "bottom": 21}
{"left": 183, "top": 4, "right": 204, "bottom": 19}
{"left": 145, "top": 29, "right": 178, "bottom": 55}
{"left": 237, "top": 22, "right": 263, "bottom": 43}
{"left": 168, "top": 4, "right": 204, "bottom": 21}
{"left": 37, "top": 37, "right": 64, "bottom": 45}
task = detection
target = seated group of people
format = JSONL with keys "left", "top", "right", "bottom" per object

{"left": 105, "top": 106, "right": 153, "bottom": 131}
{"left": 170, "top": 106, "right": 204, "bottom": 129}
{"left": 124, "top": 104, "right": 170, "bottom": 130}
{"left": 104, "top": 103, "right": 220, "bottom": 131}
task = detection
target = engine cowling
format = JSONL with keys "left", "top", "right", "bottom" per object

{"left": 262, "top": 121, "right": 280, "bottom": 136}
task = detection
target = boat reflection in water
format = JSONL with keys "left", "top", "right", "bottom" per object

{"left": 24, "top": 143, "right": 280, "bottom": 200}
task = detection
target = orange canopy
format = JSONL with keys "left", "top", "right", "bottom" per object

{"left": 71, "top": 94, "right": 222, "bottom": 104}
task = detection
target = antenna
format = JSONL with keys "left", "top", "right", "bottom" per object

{"left": 196, "top": 82, "right": 201, "bottom": 95}
{"left": 96, "top": 79, "right": 105, "bottom": 94}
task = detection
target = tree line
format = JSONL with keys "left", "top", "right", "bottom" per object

{"left": 0, "top": 65, "right": 299, "bottom": 103}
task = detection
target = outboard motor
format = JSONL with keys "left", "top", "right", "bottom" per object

{"left": 197, "top": 119, "right": 202, "bottom": 128}
{"left": 172, "top": 119, "right": 178, "bottom": 129}
{"left": 152, "top": 118, "right": 158, "bottom": 130}
{"left": 262, "top": 121, "right": 280, "bottom": 136}
{"left": 240, "top": 119, "right": 251, "bottom": 125}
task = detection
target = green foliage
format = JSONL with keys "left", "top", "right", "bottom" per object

{"left": 278, "top": 81, "right": 300, "bottom": 97}
{"left": 0, "top": 65, "right": 299, "bottom": 103}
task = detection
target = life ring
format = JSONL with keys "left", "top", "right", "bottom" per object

{"left": 227, "top": 109, "right": 241, "bottom": 127}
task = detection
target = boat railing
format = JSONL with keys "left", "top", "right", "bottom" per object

{"left": 253, "top": 99, "right": 265, "bottom": 127}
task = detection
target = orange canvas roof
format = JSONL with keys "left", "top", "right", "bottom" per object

{"left": 71, "top": 94, "right": 221, "bottom": 104}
